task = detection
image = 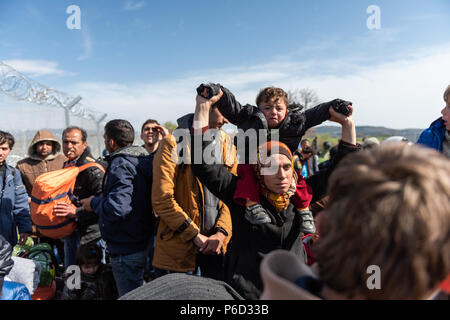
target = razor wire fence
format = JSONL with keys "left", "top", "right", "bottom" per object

{"left": 0, "top": 61, "right": 108, "bottom": 165}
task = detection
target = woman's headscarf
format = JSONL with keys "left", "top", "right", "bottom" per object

{"left": 252, "top": 141, "right": 298, "bottom": 212}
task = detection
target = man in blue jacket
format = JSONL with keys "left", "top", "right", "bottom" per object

{"left": 0, "top": 131, "right": 32, "bottom": 247}
{"left": 417, "top": 85, "right": 450, "bottom": 158}
{"left": 81, "top": 120, "right": 155, "bottom": 297}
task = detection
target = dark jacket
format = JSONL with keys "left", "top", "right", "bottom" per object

{"left": 0, "top": 163, "right": 32, "bottom": 247}
{"left": 216, "top": 85, "right": 345, "bottom": 152}
{"left": 191, "top": 133, "right": 358, "bottom": 299}
{"left": 417, "top": 117, "right": 446, "bottom": 152}
{"left": 72, "top": 147, "right": 105, "bottom": 244}
{"left": 60, "top": 264, "right": 118, "bottom": 300}
{"left": 91, "top": 146, "right": 154, "bottom": 255}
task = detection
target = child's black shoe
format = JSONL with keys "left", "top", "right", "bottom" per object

{"left": 244, "top": 203, "right": 272, "bottom": 225}
{"left": 297, "top": 208, "right": 316, "bottom": 234}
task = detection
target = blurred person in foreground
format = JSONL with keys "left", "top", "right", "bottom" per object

{"left": 260, "top": 143, "right": 450, "bottom": 300}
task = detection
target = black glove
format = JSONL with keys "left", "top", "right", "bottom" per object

{"left": 244, "top": 203, "right": 272, "bottom": 225}
{"left": 196, "top": 83, "right": 221, "bottom": 99}
{"left": 297, "top": 208, "right": 316, "bottom": 234}
{"left": 331, "top": 99, "right": 352, "bottom": 116}
{"left": 288, "top": 102, "right": 304, "bottom": 112}
{"left": 70, "top": 194, "right": 82, "bottom": 207}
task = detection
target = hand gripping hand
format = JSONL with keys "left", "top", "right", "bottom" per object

{"left": 196, "top": 83, "right": 221, "bottom": 99}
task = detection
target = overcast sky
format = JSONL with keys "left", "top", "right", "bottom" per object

{"left": 1, "top": 0, "right": 449, "bottom": 131}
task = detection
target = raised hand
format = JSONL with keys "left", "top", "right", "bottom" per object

{"left": 155, "top": 125, "right": 169, "bottom": 138}
{"left": 328, "top": 105, "right": 353, "bottom": 125}
{"left": 331, "top": 99, "right": 353, "bottom": 117}
{"left": 328, "top": 106, "right": 356, "bottom": 145}
{"left": 196, "top": 83, "right": 221, "bottom": 99}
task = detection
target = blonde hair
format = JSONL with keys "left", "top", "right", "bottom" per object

{"left": 314, "top": 144, "right": 450, "bottom": 299}
{"left": 444, "top": 85, "right": 450, "bottom": 102}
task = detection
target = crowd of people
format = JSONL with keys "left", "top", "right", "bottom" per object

{"left": 0, "top": 83, "right": 449, "bottom": 300}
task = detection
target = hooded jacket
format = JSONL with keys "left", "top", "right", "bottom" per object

{"left": 151, "top": 114, "right": 237, "bottom": 273}
{"left": 91, "top": 146, "right": 154, "bottom": 255}
{"left": 0, "top": 162, "right": 32, "bottom": 247}
{"left": 417, "top": 118, "right": 446, "bottom": 152}
{"left": 16, "top": 130, "right": 66, "bottom": 195}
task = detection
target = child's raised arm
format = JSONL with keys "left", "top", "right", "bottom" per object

{"left": 197, "top": 83, "right": 255, "bottom": 127}
{"left": 302, "top": 99, "right": 353, "bottom": 134}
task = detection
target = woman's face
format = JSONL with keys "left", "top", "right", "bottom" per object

{"left": 261, "top": 154, "right": 293, "bottom": 194}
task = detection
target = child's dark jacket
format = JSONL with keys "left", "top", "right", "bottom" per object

{"left": 216, "top": 86, "right": 339, "bottom": 152}
{"left": 61, "top": 264, "right": 118, "bottom": 300}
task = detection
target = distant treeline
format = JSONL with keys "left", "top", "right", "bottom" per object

{"left": 312, "top": 125, "right": 423, "bottom": 142}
